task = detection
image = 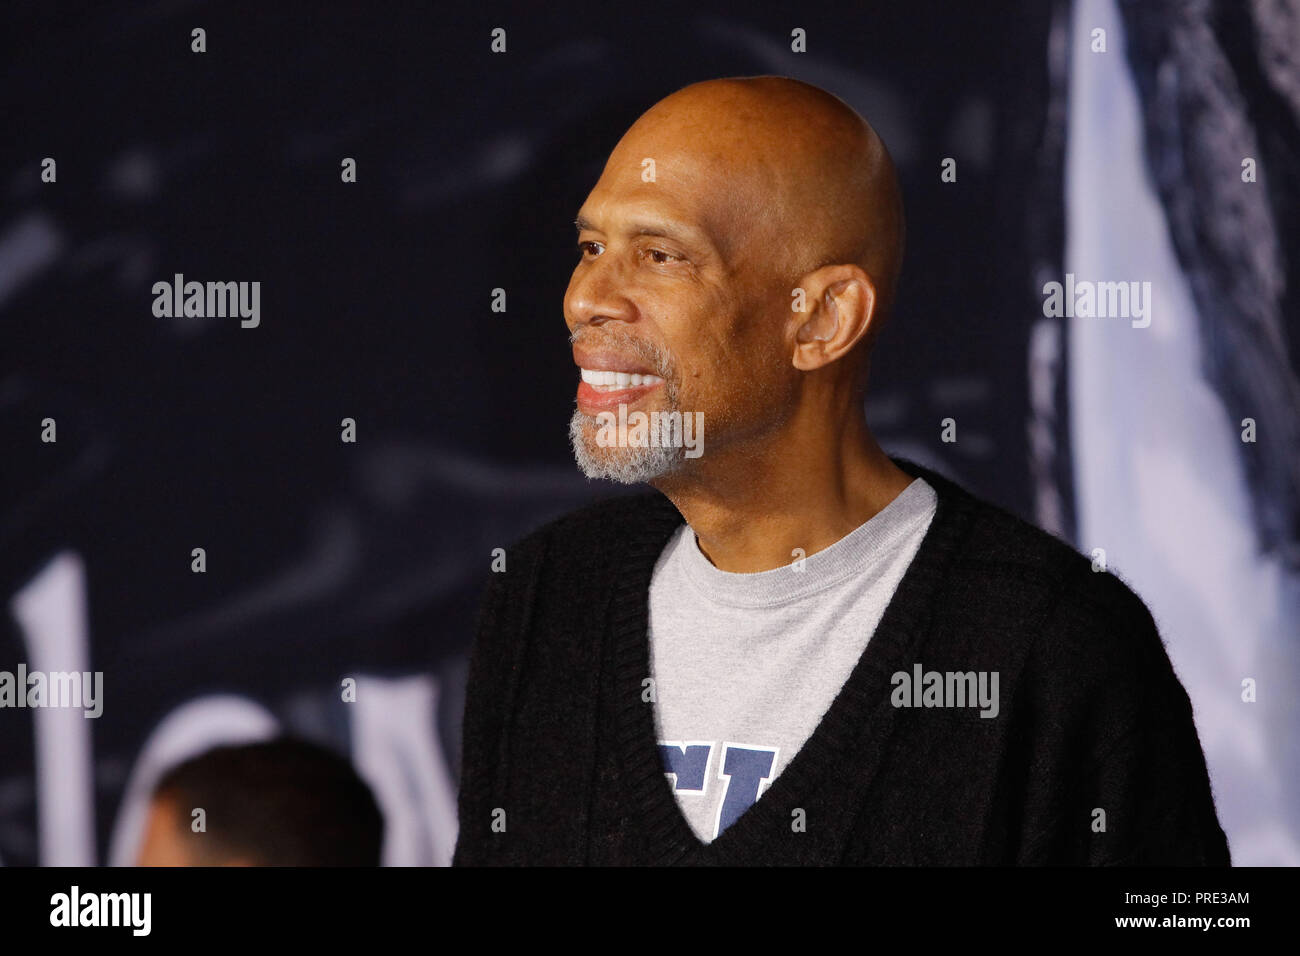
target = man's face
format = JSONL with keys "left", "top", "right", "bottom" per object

{"left": 564, "top": 130, "right": 796, "bottom": 483}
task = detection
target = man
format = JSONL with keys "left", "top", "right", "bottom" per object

{"left": 452, "top": 76, "right": 1229, "bottom": 865}
{"left": 135, "top": 737, "right": 383, "bottom": 866}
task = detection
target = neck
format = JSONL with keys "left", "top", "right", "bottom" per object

{"left": 651, "top": 405, "right": 914, "bottom": 573}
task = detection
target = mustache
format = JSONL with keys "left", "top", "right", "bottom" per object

{"left": 569, "top": 327, "right": 676, "bottom": 381}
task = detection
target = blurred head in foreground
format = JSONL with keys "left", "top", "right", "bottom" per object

{"left": 135, "top": 736, "right": 383, "bottom": 866}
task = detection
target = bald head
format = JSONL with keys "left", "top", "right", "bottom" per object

{"left": 617, "top": 76, "right": 905, "bottom": 324}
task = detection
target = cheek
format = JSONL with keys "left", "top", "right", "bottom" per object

{"left": 656, "top": 290, "right": 784, "bottom": 411}
{"left": 672, "top": 326, "right": 779, "bottom": 418}
{"left": 665, "top": 327, "right": 731, "bottom": 403}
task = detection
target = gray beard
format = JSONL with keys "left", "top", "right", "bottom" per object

{"left": 568, "top": 409, "right": 686, "bottom": 484}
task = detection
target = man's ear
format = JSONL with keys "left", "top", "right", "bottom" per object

{"left": 789, "top": 265, "right": 877, "bottom": 372}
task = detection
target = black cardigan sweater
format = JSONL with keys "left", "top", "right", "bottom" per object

{"left": 452, "top": 458, "right": 1231, "bottom": 865}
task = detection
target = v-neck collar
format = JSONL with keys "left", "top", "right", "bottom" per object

{"left": 601, "top": 457, "right": 978, "bottom": 865}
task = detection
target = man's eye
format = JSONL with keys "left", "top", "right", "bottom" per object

{"left": 577, "top": 241, "right": 602, "bottom": 257}
{"left": 645, "top": 248, "right": 681, "bottom": 264}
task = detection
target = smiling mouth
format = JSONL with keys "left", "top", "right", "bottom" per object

{"left": 579, "top": 368, "right": 666, "bottom": 391}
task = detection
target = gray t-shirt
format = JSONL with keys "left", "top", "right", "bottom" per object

{"left": 647, "top": 477, "right": 938, "bottom": 843}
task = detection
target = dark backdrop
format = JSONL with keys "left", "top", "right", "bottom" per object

{"left": 1, "top": 0, "right": 1109, "bottom": 865}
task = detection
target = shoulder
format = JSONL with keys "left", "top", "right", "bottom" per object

{"left": 914, "top": 462, "right": 1155, "bottom": 633}
{"left": 935, "top": 470, "right": 1178, "bottom": 725}
{"left": 987, "top": 506, "right": 1145, "bottom": 610}
{"left": 468, "top": 488, "right": 677, "bottom": 662}
{"left": 500, "top": 488, "right": 682, "bottom": 572}
{"left": 905, "top": 464, "right": 1188, "bottom": 750}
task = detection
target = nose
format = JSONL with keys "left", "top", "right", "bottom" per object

{"left": 564, "top": 250, "right": 636, "bottom": 332}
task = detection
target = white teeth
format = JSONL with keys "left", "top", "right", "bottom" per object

{"left": 580, "top": 368, "right": 664, "bottom": 390}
